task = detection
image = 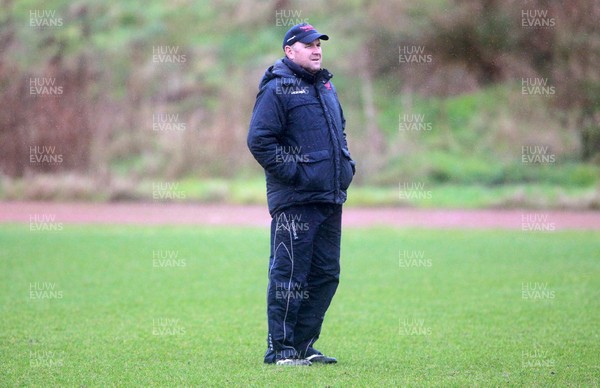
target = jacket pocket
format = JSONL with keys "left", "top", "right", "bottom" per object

{"left": 340, "top": 148, "right": 355, "bottom": 190}
{"left": 297, "top": 149, "right": 333, "bottom": 191}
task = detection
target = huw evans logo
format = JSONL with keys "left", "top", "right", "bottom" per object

{"left": 521, "top": 213, "right": 555, "bottom": 231}
{"left": 29, "top": 77, "right": 63, "bottom": 96}
{"left": 521, "top": 145, "right": 555, "bottom": 164}
{"left": 521, "top": 9, "right": 556, "bottom": 29}
{"left": 521, "top": 78, "right": 555, "bottom": 95}
{"left": 30, "top": 146, "right": 63, "bottom": 165}
{"left": 399, "top": 45, "right": 432, "bottom": 64}
{"left": 399, "top": 318, "right": 432, "bottom": 336}
{"left": 152, "top": 182, "right": 186, "bottom": 200}
{"left": 399, "top": 182, "right": 432, "bottom": 200}
{"left": 275, "top": 78, "right": 309, "bottom": 95}
{"left": 152, "top": 318, "right": 186, "bottom": 336}
{"left": 521, "top": 282, "right": 555, "bottom": 300}
{"left": 29, "top": 350, "right": 65, "bottom": 368}
{"left": 152, "top": 249, "right": 187, "bottom": 268}
{"left": 275, "top": 213, "right": 310, "bottom": 233}
{"left": 399, "top": 114, "right": 432, "bottom": 131}
{"left": 399, "top": 250, "right": 432, "bottom": 268}
{"left": 152, "top": 46, "right": 186, "bottom": 63}
{"left": 29, "top": 10, "right": 63, "bottom": 29}
{"left": 29, "top": 282, "right": 63, "bottom": 299}
{"left": 275, "top": 145, "right": 309, "bottom": 163}
{"left": 275, "top": 10, "right": 309, "bottom": 26}
{"left": 274, "top": 282, "right": 309, "bottom": 300}
{"left": 521, "top": 348, "right": 556, "bottom": 368}
{"left": 29, "top": 214, "right": 63, "bottom": 232}
{"left": 152, "top": 113, "right": 186, "bottom": 131}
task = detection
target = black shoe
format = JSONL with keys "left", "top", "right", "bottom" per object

{"left": 306, "top": 354, "right": 337, "bottom": 364}
{"left": 305, "top": 349, "right": 337, "bottom": 364}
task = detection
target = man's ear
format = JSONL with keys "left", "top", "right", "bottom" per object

{"left": 284, "top": 45, "right": 294, "bottom": 60}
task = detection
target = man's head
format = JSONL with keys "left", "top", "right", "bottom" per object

{"left": 282, "top": 23, "right": 329, "bottom": 74}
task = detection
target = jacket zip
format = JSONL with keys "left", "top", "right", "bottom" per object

{"left": 315, "top": 79, "right": 342, "bottom": 202}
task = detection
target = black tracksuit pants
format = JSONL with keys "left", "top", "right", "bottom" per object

{"left": 264, "top": 203, "right": 342, "bottom": 363}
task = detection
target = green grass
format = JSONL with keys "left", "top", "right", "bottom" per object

{"left": 1, "top": 225, "right": 599, "bottom": 386}
{"left": 3, "top": 174, "right": 599, "bottom": 209}
{"left": 141, "top": 178, "right": 600, "bottom": 209}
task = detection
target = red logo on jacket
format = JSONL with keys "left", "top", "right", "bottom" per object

{"left": 324, "top": 81, "right": 332, "bottom": 91}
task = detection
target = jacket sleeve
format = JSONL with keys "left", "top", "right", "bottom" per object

{"left": 247, "top": 86, "right": 298, "bottom": 183}
{"left": 339, "top": 102, "right": 356, "bottom": 174}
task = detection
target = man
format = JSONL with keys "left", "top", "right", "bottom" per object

{"left": 247, "top": 23, "right": 356, "bottom": 366}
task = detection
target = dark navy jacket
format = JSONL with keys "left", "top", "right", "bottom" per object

{"left": 248, "top": 58, "right": 356, "bottom": 215}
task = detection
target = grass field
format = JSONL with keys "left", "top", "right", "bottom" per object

{"left": 3, "top": 175, "right": 599, "bottom": 210}
{"left": 1, "top": 224, "right": 599, "bottom": 386}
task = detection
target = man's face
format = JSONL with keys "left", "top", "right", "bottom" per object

{"left": 285, "top": 39, "right": 322, "bottom": 74}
